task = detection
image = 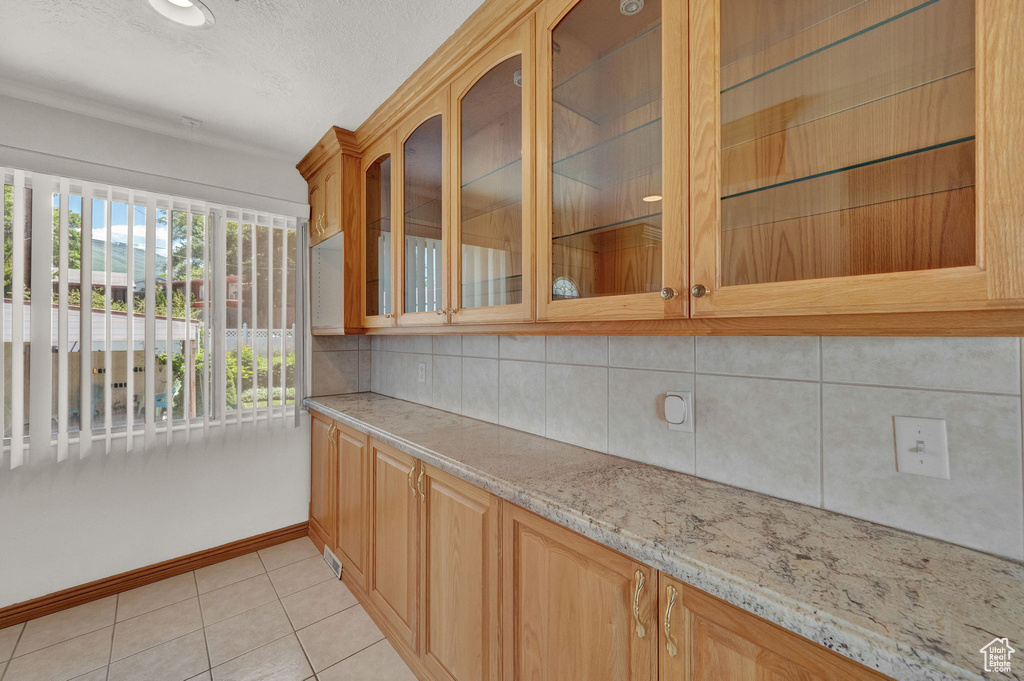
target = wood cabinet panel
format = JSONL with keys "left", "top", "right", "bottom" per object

{"left": 309, "top": 410, "right": 335, "bottom": 550}
{"left": 502, "top": 504, "right": 656, "bottom": 681}
{"left": 369, "top": 441, "right": 420, "bottom": 650}
{"left": 334, "top": 421, "right": 369, "bottom": 590}
{"left": 419, "top": 465, "right": 500, "bottom": 681}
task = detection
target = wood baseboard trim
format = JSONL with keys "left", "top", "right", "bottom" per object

{"left": 0, "top": 522, "right": 309, "bottom": 629}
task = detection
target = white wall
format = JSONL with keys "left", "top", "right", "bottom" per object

{"left": 0, "top": 97, "right": 314, "bottom": 608}
{"left": 0, "top": 94, "right": 309, "bottom": 216}
{"left": 0, "top": 421, "right": 310, "bottom": 607}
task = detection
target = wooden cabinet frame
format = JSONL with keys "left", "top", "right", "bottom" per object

{"left": 361, "top": 132, "right": 400, "bottom": 328}
{"left": 308, "top": 410, "right": 336, "bottom": 550}
{"left": 534, "top": 0, "right": 688, "bottom": 322}
{"left": 448, "top": 18, "right": 537, "bottom": 326}
{"left": 688, "top": 0, "right": 1024, "bottom": 318}
{"left": 396, "top": 90, "right": 452, "bottom": 328}
{"left": 333, "top": 421, "right": 370, "bottom": 590}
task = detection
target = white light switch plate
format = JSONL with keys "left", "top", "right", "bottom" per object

{"left": 893, "top": 416, "right": 950, "bottom": 479}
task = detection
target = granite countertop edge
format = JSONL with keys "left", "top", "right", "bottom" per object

{"left": 305, "top": 395, "right": 996, "bottom": 681}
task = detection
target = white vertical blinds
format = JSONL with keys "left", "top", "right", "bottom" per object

{"left": 2, "top": 167, "right": 302, "bottom": 469}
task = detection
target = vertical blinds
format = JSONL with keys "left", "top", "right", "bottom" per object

{"left": 2, "top": 167, "right": 303, "bottom": 469}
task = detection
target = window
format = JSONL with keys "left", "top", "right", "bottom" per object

{"left": 2, "top": 167, "right": 303, "bottom": 468}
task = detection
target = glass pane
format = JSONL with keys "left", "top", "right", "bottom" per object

{"left": 719, "top": 0, "right": 976, "bottom": 286}
{"left": 365, "top": 155, "right": 392, "bottom": 316}
{"left": 551, "top": 0, "right": 662, "bottom": 300}
{"left": 460, "top": 55, "right": 523, "bottom": 309}
{"left": 404, "top": 116, "right": 444, "bottom": 314}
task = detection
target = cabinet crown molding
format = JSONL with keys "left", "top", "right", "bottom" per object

{"left": 297, "top": 126, "right": 360, "bottom": 180}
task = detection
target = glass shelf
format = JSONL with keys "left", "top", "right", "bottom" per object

{"left": 722, "top": 0, "right": 864, "bottom": 67}
{"left": 462, "top": 273, "right": 522, "bottom": 286}
{"left": 461, "top": 158, "right": 522, "bottom": 221}
{"left": 552, "top": 118, "right": 661, "bottom": 190}
{"left": 723, "top": 137, "right": 975, "bottom": 231}
{"left": 553, "top": 24, "right": 661, "bottom": 125}
{"left": 404, "top": 197, "right": 442, "bottom": 227}
{"left": 367, "top": 217, "right": 391, "bottom": 230}
{"left": 553, "top": 211, "right": 662, "bottom": 251}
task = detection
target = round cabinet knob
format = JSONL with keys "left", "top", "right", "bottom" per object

{"left": 447, "top": 307, "right": 457, "bottom": 315}
{"left": 384, "top": 313, "right": 393, "bottom": 319}
{"left": 435, "top": 308, "right": 446, "bottom": 316}
{"left": 690, "top": 284, "right": 710, "bottom": 298}
{"left": 660, "top": 287, "right": 677, "bottom": 301}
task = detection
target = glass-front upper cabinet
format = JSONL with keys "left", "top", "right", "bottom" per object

{"left": 450, "top": 20, "right": 535, "bottom": 325}
{"left": 396, "top": 91, "right": 449, "bottom": 326}
{"left": 537, "top": 0, "right": 687, "bottom": 321}
{"left": 362, "top": 133, "right": 397, "bottom": 327}
{"left": 689, "top": 0, "right": 1022, "bottom": 316}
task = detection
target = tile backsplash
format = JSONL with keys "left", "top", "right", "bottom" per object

{"left": 318, "top": 334, "right": 1024, "bottom": 561}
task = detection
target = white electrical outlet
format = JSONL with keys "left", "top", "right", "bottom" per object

{"left": 893, "top": 416, "right": 950, "bottom": 479}
{"left": 417, "top": 362, "right": 426, "bottom": 383}
{"left": 665, "top": 391, "right": 693, "bottom": 433}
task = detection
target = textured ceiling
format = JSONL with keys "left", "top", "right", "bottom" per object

{"left": 0, "top": 0, "right": 486, "bottom": 162}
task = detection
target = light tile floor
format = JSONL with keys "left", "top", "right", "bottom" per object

{"left": 0, "top": 538, "right": 417, "bottom": 681}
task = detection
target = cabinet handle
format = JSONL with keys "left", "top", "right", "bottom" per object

{"left": 407, "top": 466, "right": 417, "bottom": 496}
{"left": 660, "top": 287, "right": 677, "bottom": 301}
{"left": 417, "top": 467, "right": 426, "bottom": 501}
{"left": 632, "top": 570, "right": 647, "bottom": 639}
{"left": 664, "top": 585, "right": 678, "bottom": 657}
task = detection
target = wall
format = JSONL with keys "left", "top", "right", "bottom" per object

{"left": 0, "top": 94, "right": 309, "bottom": 216}
{"left": 369, "top": 334, "right": 1024, "bottom": 561}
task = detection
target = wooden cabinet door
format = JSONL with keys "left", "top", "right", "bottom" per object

{"left": 369, "top": 440, "right": 420, "bottom": 650}
{"left": 502, "top": 505, "right": 656, "bottom": 681}
{"left": 419, "top": 465, "right": 500, "bottom": 681}
{"left": 362, "top": 133, "right": 398, "bottom": 328}
{"left": 448, "top": 18, "right": 536, "bottom": 326}
{"left": 321, "top": 157, "right": 343, "bottom": 243}
{"left": 688, "top": 0, "right": 1024, "bottom": 318}
{"left": 333, "top": 421, "right": 369, "bottom": 590}
{"left": 535, "top": 0, "right": 688, "bottom": 322}
{"left": 308, "top": 410, "right": 335, "bottom": 550}
{"left": 659, "top": 574, "right": 890, "bottom": 681}
{"left": 396, "top": 90, "right": 452, "bottom": 327}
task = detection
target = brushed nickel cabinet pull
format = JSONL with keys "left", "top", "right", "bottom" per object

{"left": 665, "top": 585, "right": 679, "bottom": 657}
{"left": 633, "top": 570, "right": 647, "bottom": 639}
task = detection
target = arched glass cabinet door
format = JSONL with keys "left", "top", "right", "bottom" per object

{"left": 397, "top": 90, "right": 449, "bottom": 326}
{"left": 362, "top": 133, "right": 397, "bottom": 327}
{"left": 537, "top": 0, "right": 687, "bottom": 322}
{"left": 450, "top": 20, "right": 535, "bottom": 324}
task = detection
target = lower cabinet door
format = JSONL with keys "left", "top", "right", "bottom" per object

{"left": 502, "top": 505, "right": 657, "bottom": 681}
{"left": 333, "top": 422, "right": 369, "bottom": 589}
{"left": 309, "top": 410, "right": 335, "bottom": 550}
{"left": 369, "top": 440, "right": 420, "bottom": 650}
{"left": 660, "top": 574, "right": 890, "bottom": 681}
{"left": 419, "top": 465, "right": 500, "bottom": 681}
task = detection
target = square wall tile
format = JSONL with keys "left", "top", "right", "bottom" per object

{"left": 500, "top": 361, "right": 546, "bottom": 436}
{"left": 462, "top": 358, "right": 499, "bottom": 423}
{"left": 359, "top": 351, "right": 372, "bottom": 392}
{"left": 821, "top": 337, "right": 1021, "bottom": 394}
{"left": 432, "top": 335, "right": 462, "bottom": 356}
{"left": 696, "top": 336, "right": 819, "bottom": 380}
{"left": 609, "top": 369, "right": 694, "bottom": 473}
{"left": 609, "top": 336, "right": 694, "bottom": 372}
{"left": 432, "top": 355, "right": 462, "bottom": 413}
{"left": 312, "top": 336, "right": 359, "bottom": 352}
{"left": 359, "top": 335, "right": 372, "bottom": 350}
{"left": 370, "top": 336, "right": 386, "bottom": 352}
{"left": 311, "top": 351, "right": 360, "bottom": 396}
{"left": 695, "top": 375, "right": 821, "bottom": 506}
{"left": 822, "top": 384, "right": 1024, "bottom": 559}
{"left": 388, "top": 336, "right": 432, "bottom": 354}
{"left": 500, "top": 336, "right": 546, "bottom": 361}
{"left": 462, "top": 335, "right": 499, "bottom": 358}
{"left": 370, "top": 351, "right": 387, "bottom": 395}
{"left": 545, "top": 364, "right": 608, "bottom": 452}
{"left": 546, "top": 336, "right": 608, "bottom": 366}
{"left": 387, "top": 352, "right": 432, "bottom": 406}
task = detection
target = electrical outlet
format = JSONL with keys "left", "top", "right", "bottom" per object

{"left": 418, "top": 362, "right": 426, "bottom": 384}
{"left": 893, "top": 416, "right": 950, "bottom": 479}
{"left": 665, "top": 391, "right": 693, "bottom": 433}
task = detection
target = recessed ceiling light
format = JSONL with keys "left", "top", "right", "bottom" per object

{"left": 147, "top": 0, "right": 215, "bottom": 28}
{"left": 642, "top": 194, "right": 663, "bottom": 202}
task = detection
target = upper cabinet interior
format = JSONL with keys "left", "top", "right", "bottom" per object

{"left": 689, "top": 0, "right": 1024, "bottom": 317}
{"left": 538, "top": 0, "right": 687, "bottom": 321}
{"left": 451, "top": 21, "right": 536, "bottom": 325}
{"left": 363, "top": 136, "right": 396, "bottom": 327}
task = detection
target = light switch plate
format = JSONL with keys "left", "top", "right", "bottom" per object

{"left": 893, "top": 416, "right": 950, "bottom": 479}
{"left": 666, "top": 391, "right": 693, "bottom": 433}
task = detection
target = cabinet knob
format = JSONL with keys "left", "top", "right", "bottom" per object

{"left": 660, "top": 287, "right": 677, "bottom": 301}
{"left": 690, "top": 284, "right": 709, "bottom": 298}
{"left": 447, "top": 307, "right": 457, "bottom": 315}
{"left": 435, "top": 308, "right": 446, "bottom": 316}
{"left": 384, "top": 313, "right": 393, "bottom": 319}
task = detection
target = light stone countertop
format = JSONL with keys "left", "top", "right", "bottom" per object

{"left": 305, "top": 393, "right": 1024, "bottom": 681}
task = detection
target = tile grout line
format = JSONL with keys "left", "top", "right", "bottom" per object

{"left": 316, "top": 636, "right": 388, "bottom": 678}
{"left": 818, "top": 336, "right": 825, "bottom": 510}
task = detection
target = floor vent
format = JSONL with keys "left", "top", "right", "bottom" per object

{"left": 323, "top": 546, "right": 343, "bottom": 579}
